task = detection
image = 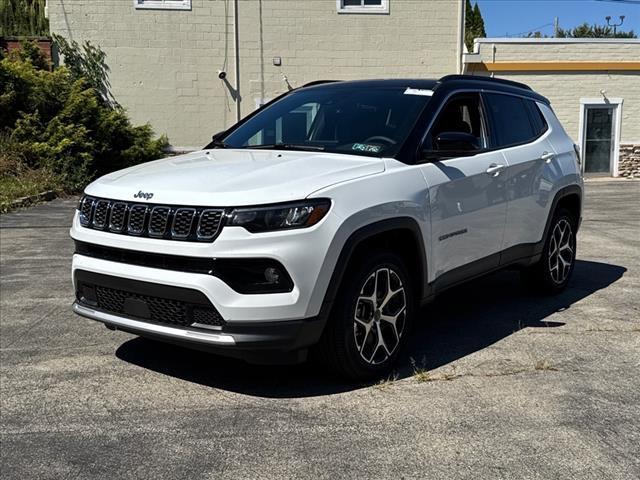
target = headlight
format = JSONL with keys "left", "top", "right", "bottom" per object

{"left": 227, "top": 199, "right": 331, "bottom": 233}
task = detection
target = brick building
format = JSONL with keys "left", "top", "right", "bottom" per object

{"left": 465, "top": 38, "right": 640, "bottom": 178}
{"left": 47, "top": 0, "right": 465, "bottom": 149}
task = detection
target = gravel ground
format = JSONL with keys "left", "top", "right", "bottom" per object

{"left": 1, "top": 180, "right": 639, "bottom": 479}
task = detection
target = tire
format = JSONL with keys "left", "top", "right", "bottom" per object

{"left": 317, "top": 250, "right": 415, "bottom": 380}
{"left": 522, "top": 208, "right": 577, "bottom": 294}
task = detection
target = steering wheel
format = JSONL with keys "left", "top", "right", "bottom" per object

{"left": 362, "top": 136, "right": 397, "bottom": 146}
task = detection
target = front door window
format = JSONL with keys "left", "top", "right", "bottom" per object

{"left": 584, "top": 106, "right": 615, "bottom": 175}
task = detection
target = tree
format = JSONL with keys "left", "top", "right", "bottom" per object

{"left": 556, "top": 22, "right": 636, "bottom": 38}
{"left": 465, "top": 0, "right": 487, "bottom": 51}
{"left": 0, "top": 0, "right": 49, "bottom": 37}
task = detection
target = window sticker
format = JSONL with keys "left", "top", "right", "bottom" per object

{"left": 352, "top": 143, "right": 382, "bottom": 153}
{"left": 404, "top": 87, "right": 434, "bottom": 96}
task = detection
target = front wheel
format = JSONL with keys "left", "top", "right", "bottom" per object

{"left": 317, "top": 251, "right": 415, "bottom": 380}
{"left": 522, "top": 208, "right": 577, "bottom": 294}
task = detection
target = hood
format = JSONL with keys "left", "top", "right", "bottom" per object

{"left": 85, "top": 149, "right": 385, "bottom": 206}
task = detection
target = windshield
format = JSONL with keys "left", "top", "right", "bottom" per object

{"left": 221, "top": 86, "right": 431, "bottom": 157}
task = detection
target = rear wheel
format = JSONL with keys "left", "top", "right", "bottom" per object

{"left": 317, "top": 251, "right": 415, "bottom": 380}
{"left": 522, "top": 208, "right": 577, "bottom": 294}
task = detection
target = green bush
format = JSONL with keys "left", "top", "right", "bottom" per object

{"left": 0, "top": 0, "right": 49, "bottom": 37}
{"left": 0, "top": 39, "right": 168, "bottom": 192}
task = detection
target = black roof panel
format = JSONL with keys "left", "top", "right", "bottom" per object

{"left": 300, "top": 75, "right": 549, "bottom": 104}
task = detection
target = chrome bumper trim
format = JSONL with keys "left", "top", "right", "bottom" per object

{"left": 73, "top": 302, "right": 236, "bottom": 345}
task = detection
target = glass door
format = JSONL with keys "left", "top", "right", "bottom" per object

{"left": 583, "top": 106, "right": 615, "bottom": 175}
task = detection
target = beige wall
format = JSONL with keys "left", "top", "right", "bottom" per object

{"left": 468, "top": 40, "right": 640, "bottom": 144}
{"left": 48, "top": 0, "right": 462, "bottom": 148}
{"left": 472, "top": 39, "right": 640, "bottom": 63}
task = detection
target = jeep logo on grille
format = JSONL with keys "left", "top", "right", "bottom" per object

{"left": 133, "top": 191, "right": 154, "bottom": 200}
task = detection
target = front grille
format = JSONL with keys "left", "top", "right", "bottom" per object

{"left": 79, "top": 196, "right": 224, "bottom": 242}
{"left": 148, "top": 206, "right": 170, "bottom": 237}
{"left": 172, "top": 208, "right": 196, "bottom": 238}
{"left": 93, "top": 200, "right": 110, "bottom": 229}
{"left": 79, "top": 197, "right": 93, "bottom": 225}
{"left": 197, "top": 209, "right": 224, "bottom": 240}
{"left": 76, "top": 270, "right": 226, "bottom": 328}
{"left": 109, "top": 203, "right": 127, "bottom": 232}
{"left": 127, "top": 204, "right": 148, "bottom": 235}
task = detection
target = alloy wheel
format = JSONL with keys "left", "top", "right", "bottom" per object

{"left": 353, "top": 267, "right": 407, "bottom": 365}
{"left": 548, "top": 218, "right": 574, "bottom": 284}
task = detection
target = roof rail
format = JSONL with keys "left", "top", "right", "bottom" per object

{"left": 301, "top": 80, "right": 340, "bottom": 88}
{"left": 438, "top": 74, "right": 533, "bottom": 91}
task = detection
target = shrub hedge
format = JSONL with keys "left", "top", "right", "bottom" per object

{"left": 0, "top": 38, "right": 168, "bottom": 194}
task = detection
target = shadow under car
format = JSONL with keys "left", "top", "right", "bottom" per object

{"left": 115, "top": 259, "right": 626, "bottom": 398}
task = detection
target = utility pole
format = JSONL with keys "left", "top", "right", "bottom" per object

{"left": 553, "top": 17, "right": 559, "bottom": 37}
{"left": 605, "top": 15, "right": 625, "bottom": 37}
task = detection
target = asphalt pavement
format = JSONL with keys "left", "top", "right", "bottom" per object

{"left": 1, "top": 180, "right": 639, "bottom": 479}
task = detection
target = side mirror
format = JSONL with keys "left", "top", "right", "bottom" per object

{"left": 433, "top": 131, "right": 480, "bottom": 152}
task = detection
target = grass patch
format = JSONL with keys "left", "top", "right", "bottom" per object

{"left": 411, "top": 357, "right": 432, "bottom": 382}
{"left": 373, "top": 373, "right": 398, "bottom": 391}
{"left": 410, "top": 357, "right": 458, "bottom": 382}
{"left": 0, "top": 169, "right": 62, "bottom": 213}
{"left": 414, "top": 368, "right": 433, "bottom": 383}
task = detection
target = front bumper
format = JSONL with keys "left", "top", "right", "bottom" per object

{"left": 70, "top": 209, "right": 341, "bottom": 321}
{"left": 73, "top": 301, "right": 325, "bottom": 363}
{"left": 72, "top": 265, "right": 328, "bottom": 363}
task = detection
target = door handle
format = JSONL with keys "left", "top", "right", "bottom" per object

{"left": 541, "top": 151, "right": 555, "bottom": 163}
{"left": 485, "top": 163, "right": 506, "bottom": 177}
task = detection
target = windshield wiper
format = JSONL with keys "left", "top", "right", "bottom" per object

{"left": 244, "top": 143, "right": 325, "bottom": 152}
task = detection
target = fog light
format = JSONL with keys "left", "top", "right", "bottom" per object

{"left": 212, "top": 259, "right": 294, "bottom": 294}
{"left": 264, "top": 267, "right": 281, "bottom": 284}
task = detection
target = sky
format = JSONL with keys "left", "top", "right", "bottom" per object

{"left": 475, "top": 0, "right": 640, "bottom": 37}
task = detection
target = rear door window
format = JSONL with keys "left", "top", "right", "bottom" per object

{"left": 484, "top": 93, "right": 537, "bottom": 148}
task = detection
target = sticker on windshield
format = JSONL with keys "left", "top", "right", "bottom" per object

{"left": 404, "top": 87, "right": 434, "bottom": 96}
{"left": 352, "top": 143, "right": 382, "bottom": 153}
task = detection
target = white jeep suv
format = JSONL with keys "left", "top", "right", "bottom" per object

{"left": 71, "top": 75, "right": 583, "bottom": 379}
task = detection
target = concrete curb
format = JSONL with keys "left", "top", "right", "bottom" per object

{"left": 584, "top": 177, "right": 640, "bottom": 182}
{"left": 7, "top": 190, "right": 58, "bottom": 211}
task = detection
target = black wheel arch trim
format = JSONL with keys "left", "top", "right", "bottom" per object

{"left": 317, "top": 217, "right": 429, "bottom": 324}
{"left": 539, "top": 184, "right": 582, "bottom": 249}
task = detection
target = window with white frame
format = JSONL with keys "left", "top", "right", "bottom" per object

{"left": 134, "top": 0, "right": 191, "bottom": 11}
{"left": 337, "top": 0, "right": 389, "bottom": 14}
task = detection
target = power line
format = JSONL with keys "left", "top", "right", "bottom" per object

{"left": 594, "top": 0, "right": 640, "bottom": 5}
{"left": 505, "top": 22, "right": 554, "bottom": 38}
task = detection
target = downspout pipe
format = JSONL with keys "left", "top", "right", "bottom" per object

{"left": 233, "top": 0, "right": 241, "bottom": 122}
{"left": 457, "top": 0, "right": 465, "bottom": 74}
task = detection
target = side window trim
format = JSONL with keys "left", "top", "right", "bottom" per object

{"left": 478, "top": 93, "right": 491, "bottom": 150}
{"left": 480, "top": 92, "right": 499, "bottom": 149}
